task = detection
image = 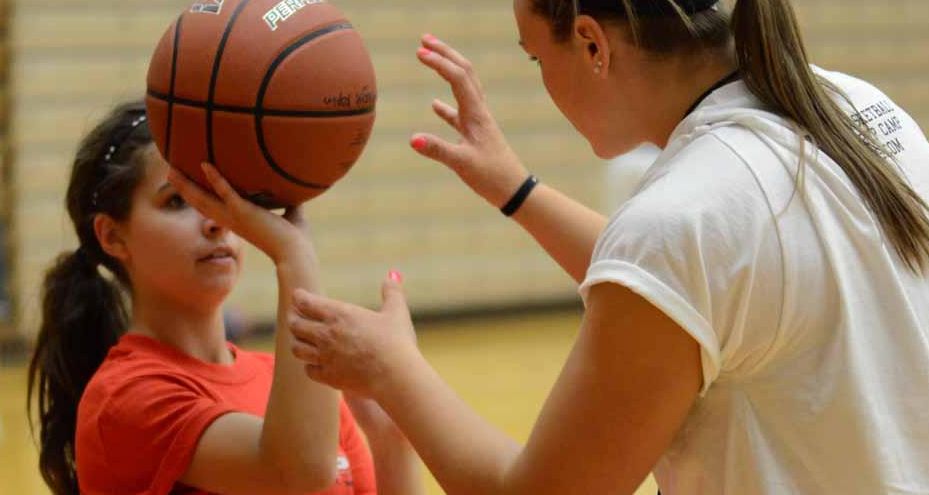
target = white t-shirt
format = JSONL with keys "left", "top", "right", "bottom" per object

{"left": 579, "top": 69, "right": 929, "bottom": 494}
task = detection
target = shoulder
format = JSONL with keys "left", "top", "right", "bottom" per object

{"left": 236, "top": 346, "right": 275, "bottom": 369}
{"left": 606, "top": 131, "right": 776, "bottom": 245}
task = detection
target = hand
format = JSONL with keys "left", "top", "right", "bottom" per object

{"left": 289, "top": 272, "right": 419, "bottom": 399}
{"left": 413, "top": 34, "right": 530, "bottom": 208}
{"left": 167, "top": 163, "right": 313, "bottom": 264}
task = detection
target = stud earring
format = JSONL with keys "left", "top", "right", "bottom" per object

{"left": 594, "top": 60, "right": 603, "bottom": 74}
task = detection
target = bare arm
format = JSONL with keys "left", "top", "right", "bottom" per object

{"left": 511, "top": 184, "right": 606, "bottom": 282}
{"left": 291, "top": 279, "right": 701, "bottom": 495}
{"left": 347, "top": 395, "right": 426, "bottom": 495}
{"left": 169, "top": 165, "right": 340, "bottom": 494}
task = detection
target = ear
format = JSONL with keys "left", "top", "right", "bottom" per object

{"left": 573, "top": 15, "right": 613, "bottom": 78}
{"left": 93, "top": 213, "right": 130, "bottom": 263}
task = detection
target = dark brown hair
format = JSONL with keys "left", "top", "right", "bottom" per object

{"left": 530, "top": 0, "right": 929, "bottom": 271}
{"left": 27, "top": 100, "right": 153, "bottom": 494}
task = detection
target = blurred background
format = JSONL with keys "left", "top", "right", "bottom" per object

{"left": 0, "top": 0, "right": 927, "bottom": 493}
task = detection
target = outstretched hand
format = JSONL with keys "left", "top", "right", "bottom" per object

{"left": 289, "top": 272, "right": 419, "bottom": 399}
{"left": 412, "top": 34, "right": 530, "bottom": 208}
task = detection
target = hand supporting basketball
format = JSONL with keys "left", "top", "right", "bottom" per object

{"left": 167, "top": 163, "right": 314, "bottom": 265}
{"left": 412, "top": 34, "right": 530, "bottom": 209}
{"left": 289, "top": 273, "right": 419, "bottom": 399}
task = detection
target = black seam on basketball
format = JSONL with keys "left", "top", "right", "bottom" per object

{"left": 165, "top": 14, "right": 184, "bottom": 159}
{"left": 147, "top": 89, "right": 373, "bottom": 117}
{"left": 255, "top": 22, "right": 355, "bottom": 189}
{"left": 206, "top": 0, "right": 253, "bottom": 165}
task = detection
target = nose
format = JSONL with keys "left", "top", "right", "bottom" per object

{"left": 201, "top": 215, "right": 227, "bottom": 238}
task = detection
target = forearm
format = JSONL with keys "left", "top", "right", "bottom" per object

{"left": 261, "top": 250, "right": 340, "bottom": 489}
{"left": 510, "top": 183, "right": 608, "bottom": 283}
{"left": 366, "top": 429, "right": 425, "bottom": 495}
{"left": 376, "top": 353, "right": 521, "bottom": 495}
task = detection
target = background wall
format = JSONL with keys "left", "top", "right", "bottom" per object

{"left": 7, "top": 0, "right": 929, "bottom": 339}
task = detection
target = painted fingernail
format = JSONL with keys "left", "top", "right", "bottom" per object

{"left": 410, "top": 136, "right": 428, "bottom": 151}
{"left": 388, "top": 270, "right": 403, "bottom": 283}
{"left": 416, "top": 47, "right": 432, "bottom": 58}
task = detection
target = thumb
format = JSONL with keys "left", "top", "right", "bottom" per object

{"left": 410, "top": 133, "right": 466, "bottom": 170}
{"left": 380, "top": 270, "right": 411, "bottom": 319}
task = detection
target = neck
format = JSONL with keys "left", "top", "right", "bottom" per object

{"left": 633, "top": 47, "right": 738, "bottom": 148}
{"left": 129, "top": 289, "right": 232, "bottom": 365}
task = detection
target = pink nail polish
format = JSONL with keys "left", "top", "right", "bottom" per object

{"left": 416, "top": 47, "right": 432, "bottom": 58}
{"left": 410, "top": 136, "right": 428, "bottom": 151}
{"left": 388, "top": 270, "right": 403, "bottom": 283}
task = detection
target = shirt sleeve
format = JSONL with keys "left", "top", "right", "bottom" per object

{"left": 580, "top": 134, "right": 783, "bottom": 395}
{"left": 339, "top": 401, "right": 377, "bottom": 494}
{"left": 94, "top": 373, "right": 235, "bottom": 495}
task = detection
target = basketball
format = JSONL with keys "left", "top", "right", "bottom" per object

{"left": 145, "top": 0, "right": 377, "bottom": 208}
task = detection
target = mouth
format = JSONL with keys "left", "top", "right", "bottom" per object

{"left": 198, "top": 247, "right": 236, "bottom": 263}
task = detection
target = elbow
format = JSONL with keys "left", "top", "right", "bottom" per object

{"left": 271, "top": 452, "right": 339, "bottom": 494}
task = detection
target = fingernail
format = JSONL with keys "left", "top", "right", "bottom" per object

{"left": 410, "top": 136, "right": 428, "bottom": 151}
{"left": 388, "top": 270, "right": 403, "bottom": 283}
{"left": 424, "top": 33, "right": 436, "bottom": 42}
{"left": 416, "top": 47, "right": 432, "bottom": 58}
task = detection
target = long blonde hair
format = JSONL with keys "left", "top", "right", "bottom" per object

{"left": 531, "top": 0, "right": 929, "bottom": 272}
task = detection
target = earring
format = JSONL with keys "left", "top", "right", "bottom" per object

{"left": 594, "top": 60, "right": 603, "bottom": 74}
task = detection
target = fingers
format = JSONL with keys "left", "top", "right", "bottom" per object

{"left": 381, "top": 271, "right": 411, "bottom": 320}
{"left": 417, "top": 46, "right": 483, "bottom": 116}
{"left": 432, "top": 98, "right": 460, "bottom": 129}
{"left": 282, "top": 204, "right": 304, "bottom": 222}
{"left": 282, "top": 204, "right": 309, "bottom": 230}
{"left": 292, "top": 288, "right": 339, "bottom": 322}
{"left": 420, "top": 34, "right": 483, "bottom": 94}
{"left": 167, "top": 166, "right": 224, "bottom": 216}
{"left": 409, "top": 133, "right": 469, "bottom": 172}
{"left": 291, "top": 338, "right": 321, "bottom": 366}
{"left": 200, "top": 163, "right": 244, "bottom": 206}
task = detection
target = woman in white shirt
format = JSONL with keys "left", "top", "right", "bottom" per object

{"left": 285, "top": 0, "right": 929, "bottom": 493}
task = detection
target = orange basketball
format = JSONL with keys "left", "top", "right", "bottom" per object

{"left": 145, "top": 0, "right": 377, "bottom": 208}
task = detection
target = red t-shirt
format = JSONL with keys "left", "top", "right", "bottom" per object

{"left": 75, "top": 333, "right": 376, "bottom": 495}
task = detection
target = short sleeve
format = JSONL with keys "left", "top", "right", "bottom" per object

{"left": 580, "top": 134, "right": 784, "bottom": 395}
{"left": 91, "top": 373, "right": 235, "bottom": 495}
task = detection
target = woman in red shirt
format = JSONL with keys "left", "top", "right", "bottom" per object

{"left": 27, "top": 100, "right": 422, "bottom": 495}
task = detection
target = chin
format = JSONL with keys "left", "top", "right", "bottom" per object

{"left": 589, "top": 138, "right": 645, "bottom": 161}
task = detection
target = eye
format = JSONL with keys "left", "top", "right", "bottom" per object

{"left": 165, "top": 193, "right": 187, "bottom": 209}
{"left": 528, "top": 55, "right": 541, "bottom": 66}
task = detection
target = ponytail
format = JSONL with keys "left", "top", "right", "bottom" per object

{"left": 27, "top": 250, "right": 128, "bottom": 495}
{"left": 26, "top": 100, "right": 151, "bottom": 495}
{"left": 731, "top": 0, "right": 929, "bottom": 272}
{"left": 531, "top": 0, "right": 929, "bottom": 271}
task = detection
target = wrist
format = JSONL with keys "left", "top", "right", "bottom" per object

{"left": 488, "top": 167, "right": 531, "bottom": 208}
{"left": 499, "top": 174, "right": 539, "bottom": 216}
{"left": 271, "top": 236, "right": 315, "bottom": 266}
{"left": 371, "top": 344, "right": 429, "bottom": 406}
